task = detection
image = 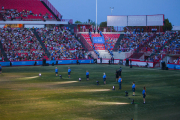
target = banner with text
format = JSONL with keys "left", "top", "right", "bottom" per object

{"left": 93, "top": 37, "right": 105, "bottom": 44}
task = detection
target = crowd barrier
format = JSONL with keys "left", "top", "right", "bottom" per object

{"left": 97, "top": 59, "right": 154, "bottom": 68}
{"left": 0, "top": 59, "right": 94, "bottom": 67}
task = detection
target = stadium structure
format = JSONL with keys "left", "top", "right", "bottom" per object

{"left": 0, "top": 0, "right": 179, "bottom": 70}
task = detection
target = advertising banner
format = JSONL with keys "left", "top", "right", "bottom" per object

{"left": 93, "top": 37, "right": 105, "bottom": 43}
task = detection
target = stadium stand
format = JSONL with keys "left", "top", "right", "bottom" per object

{"left": 0, "top": 50, "right": 4, "bottom": 61}
{"left": 81, "top": 34, "right": 93, "bottom": 47}
{"left": 0, "top": 0, "right": 55, "bottom": 21}
{"left": 0, "top": 27, "right": 45, "bottom": 61}
{"left": 36, "top": 27, "right": 89, "bottom": 60}
{"left": 119, "top": 32, "right": 154, "bottom": 53}
{"left": 104, "top": 34, "right": 120, "bottom": 50}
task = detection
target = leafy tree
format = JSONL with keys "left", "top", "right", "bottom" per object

{"left": 163, "top": 18, "right": 172, "bottom": 31}
{"left": 85, "top": 19, "right": 96, "bottom": 26}
{"left": 75, "top": 20, "right": 82, "bottom": 24}
{"left": 100, "top": 21, "right": 107, "bottom": 27}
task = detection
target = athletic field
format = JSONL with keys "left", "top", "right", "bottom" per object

{"left": 0, "top": 64, "right": 180, "bottom": 120}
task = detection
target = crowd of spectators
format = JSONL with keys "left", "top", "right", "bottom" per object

{"left": 37, "top": 27, "right": 88, "bottom": 60}
{"left": 160, "top": 31, "right": 180, "bottom": 54}
{"left": 139, "top": 31, "right": 174, "bottom": 53}
{"left": 0, "top": 6, "right": 55, "bottom": 21}
{"left": 0, "top": 50, "right": 4, "bottom": 61}
{"left": 105, "top": 38, "right": 118, "bottom": 51}
{"left": 119, "top": 32, "right": 154, "bottom": 52}
{"left": 144, "top": 31, "right": 180, "bottom": 62}
{"left": 0, "top": 27, "right": 44, "bottom": 61}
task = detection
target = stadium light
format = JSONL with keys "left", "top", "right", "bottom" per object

{"left": 96, "top": 0, "right": 97, "bottom": 32}
{"left": 110, "top": 7, "right": 114, "bottom": 32}
{"left": 110, "top": 7, "right": 114, "bottom": 15}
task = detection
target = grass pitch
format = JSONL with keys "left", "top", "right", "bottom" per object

{"left": 0, "top": 64, "right": 180, "bottom": 120}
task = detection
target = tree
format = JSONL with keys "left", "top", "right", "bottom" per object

{"left": 163, "top": 18, "right": 172, "bottom": 31}
{"left": 85, "top": 19, "right": 96, "bottom": 26}
{"left": 100, "top": 21, "right": 107, "bottom": 27}
{"left": 75, "top": 20, "right": 82, "bottom": 24}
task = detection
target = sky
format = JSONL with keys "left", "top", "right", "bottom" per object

{"left": 49, "top": 0, "right": 180, "bottom": 26}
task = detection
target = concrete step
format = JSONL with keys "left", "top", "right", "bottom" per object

{"left": 97, "top": 50, "right": 111, "bottom": 58}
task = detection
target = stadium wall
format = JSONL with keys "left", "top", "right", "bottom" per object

{"left": 97, "top": 59, "right": 154, "bottom": 68}
{"left": 167, "top": 63, "right": 180, "bottom": 70}
{"left": 0, "top": 59, "right": 94, "bottom": 67}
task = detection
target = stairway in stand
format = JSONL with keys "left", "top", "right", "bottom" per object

{"left": 113, "top": 34, "right": 124, "bottom": 51}
{"left": 32, "top": 29, "right": 50, "bottom": 58}
{"left": 41, "top": 1, "right": 58, "bottom": 19}
{"left": 97, "top": 50, "right": 111, "bottom": 59}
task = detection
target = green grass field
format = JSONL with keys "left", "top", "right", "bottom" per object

{"left": 0, "top": 64, "right": 180, "bottom": 120}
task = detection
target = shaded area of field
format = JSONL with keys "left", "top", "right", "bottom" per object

{"left": 0, "top": 65, "right": 180, "bottom": 120}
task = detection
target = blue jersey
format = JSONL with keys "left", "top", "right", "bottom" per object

{"left": 68, "top": 69, "right": 71, "bottom": 72}
{"left": 103, "top": 75, "right": 106, "bottom": 78}
{"left": 118, "top": 78, "right": 122, "bottom": 83}
{"left": 0, "top": 66, "right": 1, "bottom": 69}
{"left": 55, "top": 69, "right": 58, "bottom": 72}
{"left": 132, "top": 84, "right": 135, "bottom": 88}
{"left": 86, "top": 72, "right": 89, "bottom": 75}
{"left": 142, "top": 90, "right": 146, "bottom": 94}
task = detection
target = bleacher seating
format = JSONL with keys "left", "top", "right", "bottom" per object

{"left": 0, "top": 0, "right": 54, "bottom": 21}
{"left": 37, "top": 27, "right": 88, "bottom": 60}
{"left": 91, "top": 34, "right": 105, "bottom": 50}
{"left": 0, "top": 50, "right": 4, "bottom": 61}
{"left": 0, "top": 27, "right": 44, "bottom": 61}
{"left": 103, "top": 34, "right": 120, "bottom": 50}
{"left": 119, "top": 33, "right": 154, "bottom": 52}
{"left": 81, "top": 34, "right": 93, "bottom": 47}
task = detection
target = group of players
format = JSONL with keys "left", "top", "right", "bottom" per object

{"left": 54, "top": 66, "right": 146, "bottom": 104}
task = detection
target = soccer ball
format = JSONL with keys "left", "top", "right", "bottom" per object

{"left": 39, "top": 73, "right": 41, "bottom": 76}
{"left": 79, "top": 78, "right": 81, "bottom": 81}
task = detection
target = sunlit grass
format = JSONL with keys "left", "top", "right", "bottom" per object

{"left": 0, "top": 65, "right": 180, "bottom": 120}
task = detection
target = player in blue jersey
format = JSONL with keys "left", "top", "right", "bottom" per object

{"left": 103, "top": 73, "right": 106, "bottom": 84}
{"left": 132, "top": 82, "right": 136, "bottom": 96}
{"left": 0, "top": 64, "right": 2, "bottom": 74}
{"left": 118, "top": 76, "right": 122, "bottom": 89}
{"left": 55, "top": 67, "right": 58, "bottom": 76}
{"left": 68, "top": 67, "right": 71, "bottom": 78}
{"left": 142, "top": 86, "right": 146, "bottom": 104}
{"left": 86, "top": 70, "right": 89, "bottom": 81}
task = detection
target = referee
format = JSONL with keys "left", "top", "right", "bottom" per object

{"left": 119, "top": 67, "right": 122, "bottom": 77}
{"left": 115, "top": 70, "right": 119, "bottom": 82}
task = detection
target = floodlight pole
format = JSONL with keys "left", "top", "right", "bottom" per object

{"left": 110, "top": 7, "right": 114, "bottom": 32}
{"left": 96, "top": 0, "right": 97, "bottom": 33}
{"left": 110, "top": 7, "right": 114, "bottom": 15}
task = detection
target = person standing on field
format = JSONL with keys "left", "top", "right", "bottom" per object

{"left": 118, "top": 76, "right": 122, "bottom": 89}
{"left": 68, "top": 67, "right": 71, "bottom": 78}
{"left": 86, "top": 70, "right": 89, "bottom": 81}
{"left": 55, "top": 67, "right": 58, "bottom": 76}
{"left": 132, "top": 82, "right": 136, "bottom": 96}
{"left": 115, "top": 70, "right": 119, "bottom": 82}
{"left": 103, "top": 73, "right": 106, "bottom": 85}
{"left": 142, "top": 86, "right": 146, "bottom": 104}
